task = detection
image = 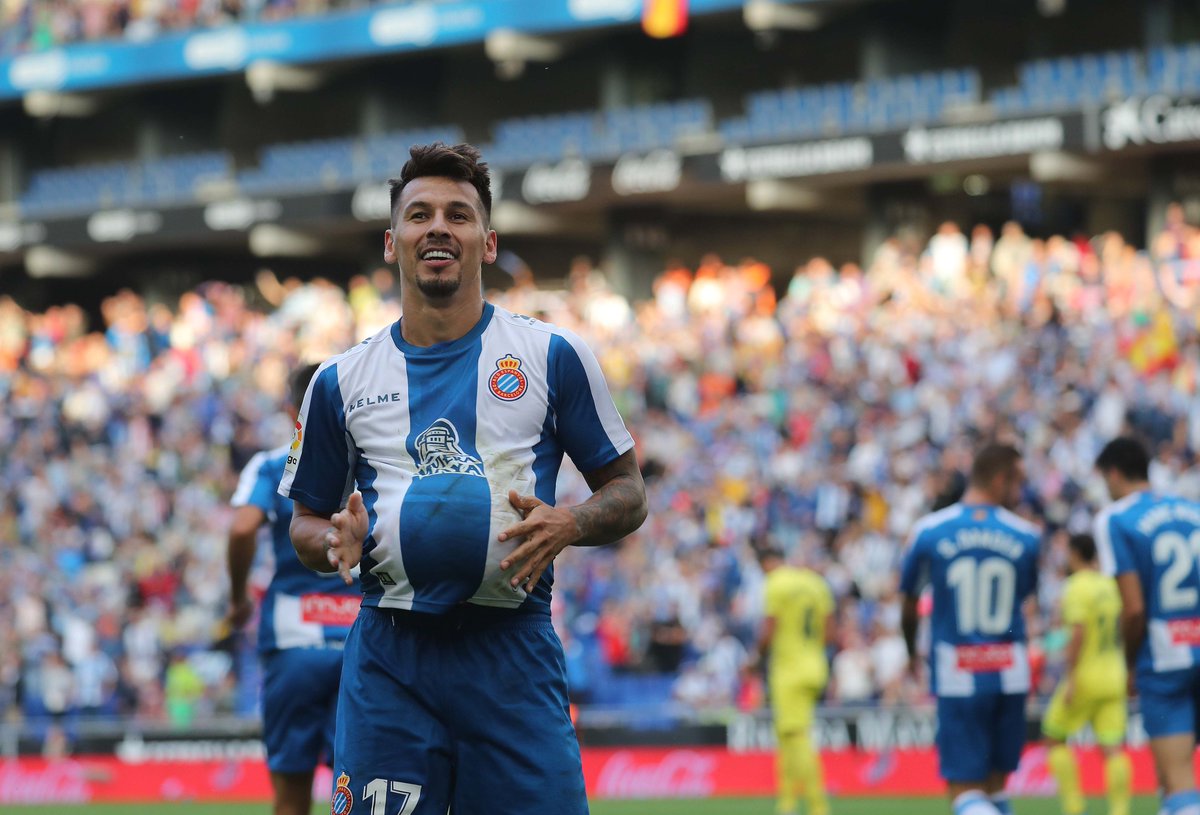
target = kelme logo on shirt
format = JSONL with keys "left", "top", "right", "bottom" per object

{"left": 332, "top": 771, "right": 353, "bottom": 815}
{"left": 489, "top": 354, "right": 528, "bottom": 401}
{"left": 415, "top": 418, "right": 484, "bottom": 478}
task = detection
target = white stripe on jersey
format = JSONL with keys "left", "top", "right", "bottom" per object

{"left": 1094, "top": 492, "right": 1141, "bottom": 577}
{"left": 232, "top": 450, "right": 270, "bottom": 508}
{"left": 996, "top": 507, "right": 1041, "bottom": 538}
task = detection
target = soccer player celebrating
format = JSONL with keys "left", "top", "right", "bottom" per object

{"left": 281, "top": 142, "right": 647, "bottom": 815}
{"left": 745, "top": 547, "right": 834, "bottom": 815}
{"left": 226, "top": 362, "right": 360, "bottom": 815}
{"left": 1042, "top": 533, "right": 1131, "bottom": 815}
{"left": 1095, "top": 435, "right": 1200, "bottom": 815}
{"left": 900, "top": 443, "right": 1041, "bottom": 815}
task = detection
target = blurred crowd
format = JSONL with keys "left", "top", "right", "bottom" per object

{"left": 0, "top": 0, "right": 437, "bottom": 57}
{"left": 3, "top": 208, "right": 1200, "bottom": 751}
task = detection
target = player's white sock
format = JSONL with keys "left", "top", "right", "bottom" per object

{"left": 989, "top": 792, "right": 1013, "bottom": 814}
{"left": 952, "top": 790, "right": 1001, "bottom": 815}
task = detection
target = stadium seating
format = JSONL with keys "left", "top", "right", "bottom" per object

{"left": 20, "top": 152, "right": 232, "bottom": 217}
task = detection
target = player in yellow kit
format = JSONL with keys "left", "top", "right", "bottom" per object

{"left": 1042, "top": 533, "right": 1132, "bottom": 815}
{"left": 746, "top": 548, "right": 835, "bottom": 815}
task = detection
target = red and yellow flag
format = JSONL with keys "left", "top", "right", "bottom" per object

{"left": 642, "top": 0, "right": 688, "bottom": 38}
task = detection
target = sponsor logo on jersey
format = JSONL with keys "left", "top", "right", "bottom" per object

{"left": 955, "top": 643, "right": 1015, "bottom": 672}
{"left": 301, "top": 594, "right": 361, "bottom": 627}
{"left": 1168, "top": 618, "right": 1200, "bottom": 645}
{"left": 415, "top": 418, "right": 484, "bottom": 478}
{"left": 332, "top": 772, "right": 353, "bottom": 815}
{"left": 489, "top": 354, "right": 528, "bottom": 401}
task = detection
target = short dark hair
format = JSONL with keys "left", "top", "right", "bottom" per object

{"left": 1068, "top": 532, "right": 1096, "bottom": 563}
{"left": 1095, "top": 436, "right": 1150, "bottom": 481}
{"left": 388, "top": 142, "right": 492, "bottom": 223}
{"left": 969, "top": 443, "right": 1023, "bottom": 487}
{"left": 289, "top": 362, "right": 321, "bottom": 410}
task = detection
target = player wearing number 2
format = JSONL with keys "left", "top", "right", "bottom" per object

{"left": 1041, "top": 532, "right": 1131, "bottom": 815}
{"left": 900, "top": 443, "right": 1041, "bottom": 815}
{"left": 1095, "top": 436, "right": 1200, "bottom": 815}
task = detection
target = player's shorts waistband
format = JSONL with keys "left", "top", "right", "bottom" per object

{"left": 365, "top": 603, "right": 553, "bottom": 632}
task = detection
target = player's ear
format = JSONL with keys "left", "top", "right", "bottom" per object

{"left": 483, "top": 229, "right": 498, "bottom": 265}
{"left": 384, "top": 229, "right": 397, "bottom": 264}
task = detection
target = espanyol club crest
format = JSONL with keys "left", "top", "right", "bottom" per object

{"left": 331, "top": 771, "right": 353, "bottom": 815}
{"left": 489, "top": 354, "right": 527, "bottom": 401}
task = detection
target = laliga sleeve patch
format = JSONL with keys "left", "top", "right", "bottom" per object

{"left": 284, "top": 418, "right": 303, "bottom": 476}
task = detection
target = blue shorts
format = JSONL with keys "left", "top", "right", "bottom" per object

{"left": 334, "top": 606, "right": 587, "bottom": 815}
{"left": 1138, "top": 665, "right": 1200, "bottom": 739}
{"left": 936, "top": 693, "right": 1027, "bottom": 782}
{"left": 261, "top": 647, "right": 344, "bottom": 774}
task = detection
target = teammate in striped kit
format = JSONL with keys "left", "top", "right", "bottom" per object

{"left": 900, "top": 443, "right": 1041, "bottom": 815}
{"left": 1095, "top": 436, "right": 1200, "bottom": 815}
{"left": 280, "top": 143, "right": 647, "bottom": 815}
{"left": 227, "top": 362, "right": 360, "bottom": 815}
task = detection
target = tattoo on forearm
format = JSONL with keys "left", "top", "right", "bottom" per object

{"left": 570, "top": 475, "right": 647, "bottom": 547}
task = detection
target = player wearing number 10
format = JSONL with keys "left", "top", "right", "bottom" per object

{"left": 900, "top": 443, "right": 1041, "bottom": 815}
{"left": 1095, "top": 436, "right": 1200, "bottom": 815}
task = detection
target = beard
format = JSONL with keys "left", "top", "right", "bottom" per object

{"left": 414, "top": 270, "right": 462, "bottom": 299}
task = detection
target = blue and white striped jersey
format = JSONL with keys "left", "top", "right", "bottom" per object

{"left": 899, "top": 503, "right": 1041, "bottom": 697}
{"left": 1096, "top": 490, "right": 1200, "bottom": 674}
{"left": 278, "top": 303, "right": 634, "bottom": 615}
{"left": 232, "top": 447, "right": 359, "bottom": 652}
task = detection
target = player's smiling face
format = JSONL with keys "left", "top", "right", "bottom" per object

{"left": 385, "top": 176, "right": 497, "bottom": 302}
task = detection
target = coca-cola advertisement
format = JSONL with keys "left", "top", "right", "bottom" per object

{"left": 0, "top": 747, "right": 1178, "bottom": 803}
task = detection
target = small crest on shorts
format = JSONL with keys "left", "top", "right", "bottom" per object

{"left": 331, "top": 771, "right": 353, "bottom": 815}
{"left": 489, "top": 354, "right": 528, "bottom": 401}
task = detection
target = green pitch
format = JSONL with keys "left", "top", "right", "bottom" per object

{"left": 0, "top": 797, "right": 1163, "bottom": 814}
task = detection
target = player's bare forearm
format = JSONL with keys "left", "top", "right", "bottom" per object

{"left": 1116, "top": 572, "right": 1145, "bottom": 674}
{"left": 900, "top": 594, "right": 920, "bottom": 661}
{"left": 291, "top": 503, "right": 338, "bottom": 573}
{"left": 1121, "top": 609, "right": 1145, "bottom": 672}
{"left": 292, "top": 494, "right": 366, "bottom": 584}
{"left": 227, "top": 506, "right": 264, "bottom": 606}
{"left": 571, "top": 449, "right": 648, "bottom": 547}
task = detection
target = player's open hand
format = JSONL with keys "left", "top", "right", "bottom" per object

{"left": 327, "top": 491, "right": 367, "bottom": 585}
{"left": 498, "top": 490, "right": 580, "bottom": 592}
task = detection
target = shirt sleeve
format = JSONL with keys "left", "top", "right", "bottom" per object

{"left": 232, "top": 451, "right": 277, "bottom": 518}
{"left": 1094, "top": 509, "right": 1135, "bottom": 576}
{"left": 279, "top": 362, "right": 353, "bottom": 514}
{"left": 547, "top": 330, "right": 634, "bottom": 473}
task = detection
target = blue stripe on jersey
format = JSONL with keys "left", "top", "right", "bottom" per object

{"left": 548, "top": 334, "right": 621, "bottom": 473}
{"left": 288, "top": 364, "right": 349, "bottom": 515}
{"left": 356, "top": 442, "right": 383, "bottom": 599}
{"left": 397, "top": 311, "right": 493, "bottom": 611}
